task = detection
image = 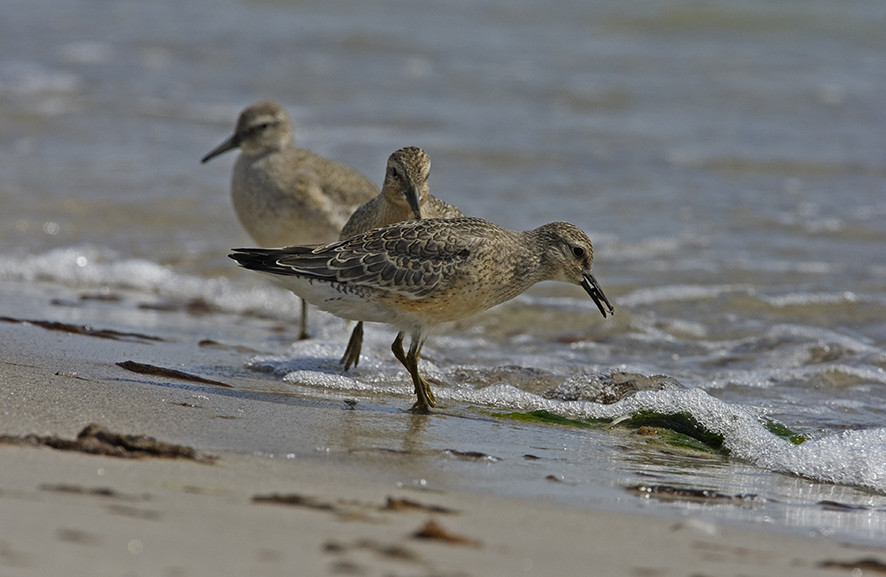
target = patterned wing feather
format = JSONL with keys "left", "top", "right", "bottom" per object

{"left": 233, "top": 218, "right": 488, "bottom": 298}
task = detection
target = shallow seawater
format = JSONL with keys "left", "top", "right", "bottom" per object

{"left": 2, "top": 0, "right": 886, "bottom": 544}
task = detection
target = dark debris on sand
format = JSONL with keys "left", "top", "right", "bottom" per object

{"left": 411, "top": 520, "right": 480, "bottom": 547}
{"left": 116, "top": 360, "right": 232, "bottom": 387}
{"left": 0, "top": 316, "right": 163, "bottom": 343}
{"left": 0, "top": 424, "right": 215, "bottom": 463}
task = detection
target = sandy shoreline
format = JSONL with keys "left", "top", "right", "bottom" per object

{"left": 1, "top": 316, "right": 884, "bottom": 576}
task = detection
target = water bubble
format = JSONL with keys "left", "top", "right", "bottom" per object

{"left": 43, "top": 222, "right": 60, "bottom": 235}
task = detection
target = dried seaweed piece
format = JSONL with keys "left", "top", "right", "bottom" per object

{"left": 252, "top": 493, "right": 335, "bottom": 511}
{"left": 411, "top": 520, "right": 478, "bottom": 546}
{"left": 40, "top": 485, "right": 118, "bottom": 497}
{"left": 79, "top": 293, "right": 123, "bottom": 302}
{"left": 116, "top": 360, "right": 232, "bottom": 387}
{"left": 0, "top": 424, "right": 215, "bottom": 463}
{"left": 818, "top": 558, "right": 886, "bottom": 574}
{"left": 382, "top": 497, "right": 456, "bottom": 514}
{"left": 818, "top": 500, "right": 870, "bottom": 511}
{"left": 0, "top": 316, "right": 162, "bottom": 342}
{"left": 627, "top": 484, "right": 760, "bottom": 504}
{"left": 198, "top": 339, "right": 258, "bottom": 354}
{"left": 441, "top": 449, "right": 500, "bottom": 462}
{"left": 137, "top": 297, "right": 218, "bottom": 315}
{"left": 56, "top": 528, "right": 103, "bottom": 546}
{"left": 39, "top": 484, "right": 150, "bottom": 502}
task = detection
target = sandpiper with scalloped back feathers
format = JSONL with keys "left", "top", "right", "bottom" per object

{"left": 202, "top": 100, "right": 379, "bottom": 339}
{"left": 230, "top": 217, "right": 614, "bottom": 413}
{"left": 338, "top": 146, "right": 464, "bottom": 370}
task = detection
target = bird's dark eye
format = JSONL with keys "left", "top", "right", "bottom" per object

{"left": 247, "top": 122, "right": 271, "bottom": 138}
{"left": 389, "top": 167, "right": 400, "bottom": 178}
{"left": 571, "top": 246, "right": 585, "bottom": 258}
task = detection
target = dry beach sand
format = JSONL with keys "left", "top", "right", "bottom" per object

{"left": 2, "top": 311, "right": 885, "bottom": 577}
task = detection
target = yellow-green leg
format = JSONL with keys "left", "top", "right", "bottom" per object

{"left": 391, "top": 333, "right": 435, "bottom": 413}
{"left": 340, "top": 321, "right": 364, "bottom": 370}
{"left": 392, "top": 332, "right": 408, "bottom": 366}
{"left": 298, "top": 298, "right": 310, "bottom": 340}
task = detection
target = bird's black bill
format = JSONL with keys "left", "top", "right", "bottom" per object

{"left": 581, "top": 273, "right": 614, "bottom": 318}
{"left": 201, "top": 135, "right": 240, "bottom": 164}
{"left": 405, "top": 186, "right": 423, "bottom": 220}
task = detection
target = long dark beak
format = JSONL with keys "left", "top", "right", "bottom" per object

{"left": 581, "top": 273, "right": 614, "bottom": 318}
{"left": 405, "top": 186, "right": 423, "bottom": 220}
{"left": 201, "top": 134, "right": 240, "bottom": 164}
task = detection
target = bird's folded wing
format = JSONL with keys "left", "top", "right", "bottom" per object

{"left": 234, "top": 218, "right": 482, "bottom": 299}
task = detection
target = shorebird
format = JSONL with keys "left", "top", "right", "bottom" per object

{"left": 202, "top": 100, "right": 378, "bottom": 339}
{"left": 230, "top": 217, "right": 614, "bottom": 413}
{"left": 338, "top": 146, "right": 464, "bottom": 370}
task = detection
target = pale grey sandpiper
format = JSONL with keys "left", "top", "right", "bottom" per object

{"left": 230, "top": 217, "right": 614, "bottom": 413}
{"left": 202, "top": 100, "right": 379, "bottom": 339}
{"left": 338, "top": 146, "right": 464, "bottom": 370}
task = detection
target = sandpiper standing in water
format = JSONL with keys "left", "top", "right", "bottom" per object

{"left": 202, "top": 100, "right": 378, "bottom": 339}
{"left": 338, "top": 146, "right": 464, "bottom": 370}
{"left": 230, "top": 217, "right": 614, "bottom": 413}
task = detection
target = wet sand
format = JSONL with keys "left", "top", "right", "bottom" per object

{"left": 1, "top": 314, "right": 883, "bottom": 576}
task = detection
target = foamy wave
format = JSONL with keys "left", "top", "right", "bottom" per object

{"left": 711, "top": 364, "right": 886, "bottom": 391}
{"left": 0, "top": 246, "right": 301, "bottom": 318}
{"left": 248, "top": 343, "right": 886, "bottom": 493}
{"left": 760, "top": 291, "right": 867, "bottom": 307}
{"left": 618, "top": 284, "right": 749, "bottom": 307}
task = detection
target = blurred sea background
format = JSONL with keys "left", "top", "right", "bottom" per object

{"left": 2, "top": 0, "right": 886, "bottom": 543}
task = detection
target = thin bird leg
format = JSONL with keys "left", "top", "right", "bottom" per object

{"left": 405, "top": 336, "right": 435, "bottom": 413}
{"left": 340, "top": 321, "right": 364, "bottom": 370}
{"left": 298, "top": 299, "right": 310, "bottom": 340}
{"left": 391, "top": 332, "right": 434, "bottom": 413}
{"left": 391, "top": 332, "right": 408, "bottom": 367}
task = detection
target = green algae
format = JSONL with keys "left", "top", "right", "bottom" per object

{"left": 618, "top": 411, "right": 725, "bottom": 451}
{"left": 632, "top": 426, "right": 723, "bottom": 455}
{"left": 492, "top": 409, "right": 807, "bottom": 455}
{"left": 763, "top": 420, "right": 808, "bottom": 445}
{"left": 492, "top": 409, "right": 725, "bottom": 454}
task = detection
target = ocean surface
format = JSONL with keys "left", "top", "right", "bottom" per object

{"left": 2, "top": 0, "right": 886, "bottom": 544}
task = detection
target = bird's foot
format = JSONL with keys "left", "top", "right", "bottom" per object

{"left": 409, "top": 399, "right": 433, "bottom": 414}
